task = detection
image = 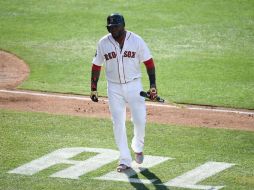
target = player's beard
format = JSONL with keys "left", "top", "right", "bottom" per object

{"left": 111, "top": 28, "right": 125, "bottom": 40}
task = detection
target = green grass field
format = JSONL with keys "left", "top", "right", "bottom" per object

{"left": 1, "top": 110, "right": 254, "bottom": 190}
{"left": 0, "top": 0, "right": 253, "bottom": 109}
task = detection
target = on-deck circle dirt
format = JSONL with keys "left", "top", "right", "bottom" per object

{"left": 0, "top": 51, "right": 29, "bottom": 89}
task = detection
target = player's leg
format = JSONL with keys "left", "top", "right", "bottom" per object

{"left": 126, "top": 79, "right": 146, "bottom": 154}
{"left": 107, "top": 82, "right": 132, "bottom": 167}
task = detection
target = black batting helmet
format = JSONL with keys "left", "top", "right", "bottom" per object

{"left": 106, "top": 13, "right": 125, "bottom": 27}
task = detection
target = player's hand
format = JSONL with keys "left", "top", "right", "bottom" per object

{"left": 90, "top": 91, "right": 98, "bottom": 102}
{"left": 147, "top": 87, "right": 157, "bottom": 101}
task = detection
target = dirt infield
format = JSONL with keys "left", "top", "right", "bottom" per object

{"left": 0, "top": 50, "right": 253, "bottom": 131}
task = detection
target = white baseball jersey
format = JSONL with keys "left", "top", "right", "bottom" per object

{"left": 92, "top": 31, "right": 152, "bottom": 84}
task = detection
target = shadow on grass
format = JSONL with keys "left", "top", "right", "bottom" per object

{"left": 126, "top": 168, "right": 170, "bottom": 190}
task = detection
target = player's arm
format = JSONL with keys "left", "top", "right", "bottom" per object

{"left": 144, "top": 58, "right": 157, "bottom": 100}
{"left": 90, "top": 64, "right": 101, "bottom": 102}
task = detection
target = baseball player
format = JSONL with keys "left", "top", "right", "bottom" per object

{"left": 90, "top": 13, "right": 158, "bottom": 172}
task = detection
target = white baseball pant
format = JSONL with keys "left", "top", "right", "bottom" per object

{"left": 107, "top": 78, "right": 146, "bottom": 167}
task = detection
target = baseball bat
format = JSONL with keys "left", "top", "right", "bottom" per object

{"left": 140, "top": 91, "right": 165, "bottom": 103}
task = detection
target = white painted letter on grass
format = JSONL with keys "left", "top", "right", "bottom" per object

{"left": 162, "top": 161, "right": 235, "bottom": 190}
{"left": 8, "top": 147, "right": 235, "bottom": 189}
{"left": 95, "top": 155, "right": 173, "bottom": 184}
{"left": 8, "top": 147, "right": 119, "bottom": 179}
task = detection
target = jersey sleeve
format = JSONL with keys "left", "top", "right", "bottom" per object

{"left": 138, "top": 38, "right": 152, "bottom": 63}
{"left": 92, "top": 42, "right": 104, "bottom": 66}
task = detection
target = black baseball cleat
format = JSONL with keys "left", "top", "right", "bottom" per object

{"left": 116, "top": 164, "right": 131, "bottom": 172}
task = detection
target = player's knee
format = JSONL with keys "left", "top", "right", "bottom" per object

{"left": 132, "top": 119, "right": 146, "bottom": 128}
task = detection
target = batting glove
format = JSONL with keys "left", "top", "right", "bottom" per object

{"left": 148, "top": 87, "right": 157, "bottom": 101}
{"left": 90, "top": 91, "right": 98, "bottom": 102}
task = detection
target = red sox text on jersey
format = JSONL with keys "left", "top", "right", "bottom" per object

{"left": 104, "top": 51, "right": 136, "bottom": 60}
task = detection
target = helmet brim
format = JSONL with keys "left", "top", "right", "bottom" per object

{"left": 106, "top": 23, "right": 122, "bottom": 27}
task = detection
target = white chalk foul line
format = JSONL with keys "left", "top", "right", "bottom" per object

{"left": 0, "top": 89, "right": 254, "bottom": 116}
{"left": 0, "top": 89, "right": 91, "bottom": 101}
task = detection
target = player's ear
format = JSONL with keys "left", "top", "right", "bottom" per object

{"left": 106, "top": 26, "right": 110, "bottom": 32}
